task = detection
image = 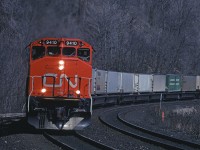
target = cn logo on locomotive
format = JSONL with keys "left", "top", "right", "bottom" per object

{"left": 43, "top": 73, "right": 78, "bottom": 88}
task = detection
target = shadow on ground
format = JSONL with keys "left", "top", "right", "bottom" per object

{"left": 0, "top": 119, "right": 77, "bottom": 137}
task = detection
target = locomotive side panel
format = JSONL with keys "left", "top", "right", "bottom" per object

{"left": 76, "top": 60, "right": 92, "bottom": 98}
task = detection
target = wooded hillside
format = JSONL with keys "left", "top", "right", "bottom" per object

{"left": 0, "top": 0, "right": 200, "bottom": 113}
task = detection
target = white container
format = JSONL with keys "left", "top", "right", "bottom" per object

{"left": 93, "top": 69, "right": 106, "bottom": 94}
{"left": 196, "top": 76, "right": 200, "bottom": 90}
{"left": 153, "top": 75, "right": 166, "bottom": 92}
{"left": 107, "top": 71, "right": 120, "bottom": 93}
{"left": 138, "top": 74, "right": 153, "bottom": 92}
{"left": 121, "top": 73, "right": 134, "bottom": 93}
{"left": 182, "top": 76, "right": 196, "bottom": 91}
{"left": 134, "top": 74, "right": 139, "bottom": 92}
{"left": 91, "top": 69, "right": 96, "bottom": 94}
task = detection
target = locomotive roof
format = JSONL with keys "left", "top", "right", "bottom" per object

{"left": 30, "top": 37, "right": 92, "bottom": 48}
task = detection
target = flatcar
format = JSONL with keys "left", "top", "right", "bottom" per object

{"left": 27, "top": 38, "right": 93, "bottom": 130}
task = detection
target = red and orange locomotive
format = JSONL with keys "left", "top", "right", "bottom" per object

{"left": 27, "top": 38, "right": 93, "bottom": 130}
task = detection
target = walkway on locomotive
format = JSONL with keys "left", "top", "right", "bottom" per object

{"left": 28, "top": 38, "right": 93, "bottom": 100}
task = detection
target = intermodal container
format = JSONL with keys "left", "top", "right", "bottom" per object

{"left": 121, "top": 73, "right": 134, "bottom": 93}
{"left": 138, "top": 74, "right": 153, "bottom": 92}
{"left": 107, "top": 71, "right": 120, "bottom": 93}
{"left": 153, "top": 75, "right": 166, "bottom": 92}
{"left": 166, "top": 74, "right": 181, "bottom": 91}
{"left": 91, "top": 69, "right": 95, "bottom": 94}
{"left": 94, "top": 69, "right": 106, "bottom": 94}
{"left": 182, "top": 76, "right": 196, "bottom": 91}
{"left": 196, "top": 76, "right": 200, "bottom": 90}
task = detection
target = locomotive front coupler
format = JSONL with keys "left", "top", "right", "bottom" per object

{"left": 77, "top": 98, "right": 90, "bottom": 109}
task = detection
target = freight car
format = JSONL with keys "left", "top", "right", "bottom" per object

{"left": 91, "top": 69, "right": 200, "bottom": 104}
{"left": 27, "top": 38, "right": 93, "bottom": 130}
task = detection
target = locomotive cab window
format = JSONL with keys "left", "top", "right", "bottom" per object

{"left": 63, "top": 47, "right": 76, "bottom": 56}
{"left": 77, "top": 48, "right": 90, "bottom": 62}
{"left": 32, "top": 46, "right": 45, "bottom": 60}
{"left": 47, "top": 47, "right": 61, "bottom": 56}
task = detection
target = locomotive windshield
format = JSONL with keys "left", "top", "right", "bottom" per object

{"left": 32, "top": 46, "right": 45, "bottom": 60}
{"left": 47, "top": 46, "right": 61, "bottom": 56}
{"left": 78, "top": 48, "right": 90, "bottom": 62}
{"left": 63, "top": 47, "right": 76, "bottom": 56}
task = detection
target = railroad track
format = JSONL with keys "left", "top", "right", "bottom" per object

{"left": 0, "top": 113, "right": 114, "bottom": 150}
{"left": 43, "top": 131, "right": 114, "bottom": 150}
{"left": 1, "top": 100, "right": 199, "bottom": 149}
{"left": 118, "top": 110, "right": 200, "bottom": 150}
{"left": 0, "top": 115, "right": 114, "bottom": 150}
{"left": 99, "top": 106, "right": 200, "bottom": 150}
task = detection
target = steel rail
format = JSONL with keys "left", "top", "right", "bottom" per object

{"left": 118, "top": 110, "right": 200, "bottom": 149}
{"left": 99, "top": 108, "right": 188, "bottom": 150}
{"left": 75, "top": 131, "right": 115, "bottom": 150}
{"left": 43, "top": 132, "right": 74, "bottom": 150}
{"left": 43, "top": 131, "right": 115, "bottom": 150}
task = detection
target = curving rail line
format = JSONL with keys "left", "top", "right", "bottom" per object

{"left": 43, "top": 132, "right": 74, "bottom": 150}
{"left": 118, "top": 110, "right": 200, "bottom": 150}
{"left": 1, "top": 99, "right": 200, "bottom": 149}
{"left": 0, "top": 113, "right": 114, "bottom": 150}
{"left": 43, "top": 131, "right": 114, "bottom": 150}
{"left": 99, "top": 106, "right": 199, "bottom": 150}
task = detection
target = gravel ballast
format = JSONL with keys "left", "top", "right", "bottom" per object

{"left": 0, "top": 121, "right": 60, "bottom": 150}
{"left": 1, "top": 100, "right": 199, "bottom": 150}
{"left": 122, "top": 100, "right": 200, "bottom": 144}
{"left": 78, "top": 106, "right": 164, "bottom": 150}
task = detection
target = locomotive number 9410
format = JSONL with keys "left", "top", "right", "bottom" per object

{"left": 27, "top": 38, "right": 93, "bottom": 130}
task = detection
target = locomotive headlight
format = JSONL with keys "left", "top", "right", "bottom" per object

{"left": 58, "top": 65, "right": 64, "bottom": 70}
{"left": 59, "top": 60, "right": 64, "bottom": 65}
{"left": 41, "top": 88, "right": 46, "bottom": 93}
{"left": 58, "top": 60, "right": 65, "bottom": 70}
{"left": 76, "top": 90, "right": 81, "bottom": 95}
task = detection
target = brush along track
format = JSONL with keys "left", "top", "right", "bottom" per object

{"left": 99, "top": 106, "right": 199, "bottom": 150}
